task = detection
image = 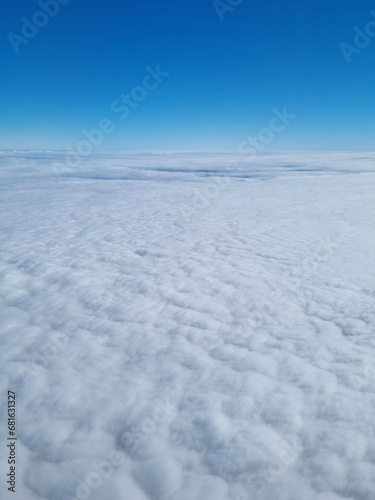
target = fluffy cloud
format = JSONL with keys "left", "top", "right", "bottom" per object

{"left": 0, "top": 151, "right": 374, "bottom": 499}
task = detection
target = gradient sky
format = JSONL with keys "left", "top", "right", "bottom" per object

{"left": 1, "top": 0, "right": 375, "bottom": 151}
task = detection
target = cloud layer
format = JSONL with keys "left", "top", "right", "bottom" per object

{"left": 0, "top": 151, "right": 375, "bottom": 500}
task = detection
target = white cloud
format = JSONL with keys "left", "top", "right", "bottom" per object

{"left": 0, "top": 151, "right": 375, "bottom": 499}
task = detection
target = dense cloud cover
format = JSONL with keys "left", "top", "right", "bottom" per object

{"left": 0, "top": 151, "right": 375, "bottom": 500}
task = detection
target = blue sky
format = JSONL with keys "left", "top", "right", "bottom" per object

{"left": 1, "top": 0, "right": 375, "bottom": 151}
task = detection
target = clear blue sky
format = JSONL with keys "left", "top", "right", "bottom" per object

{"left": 1, "top": 0, "right": 375, "bottom": 151}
